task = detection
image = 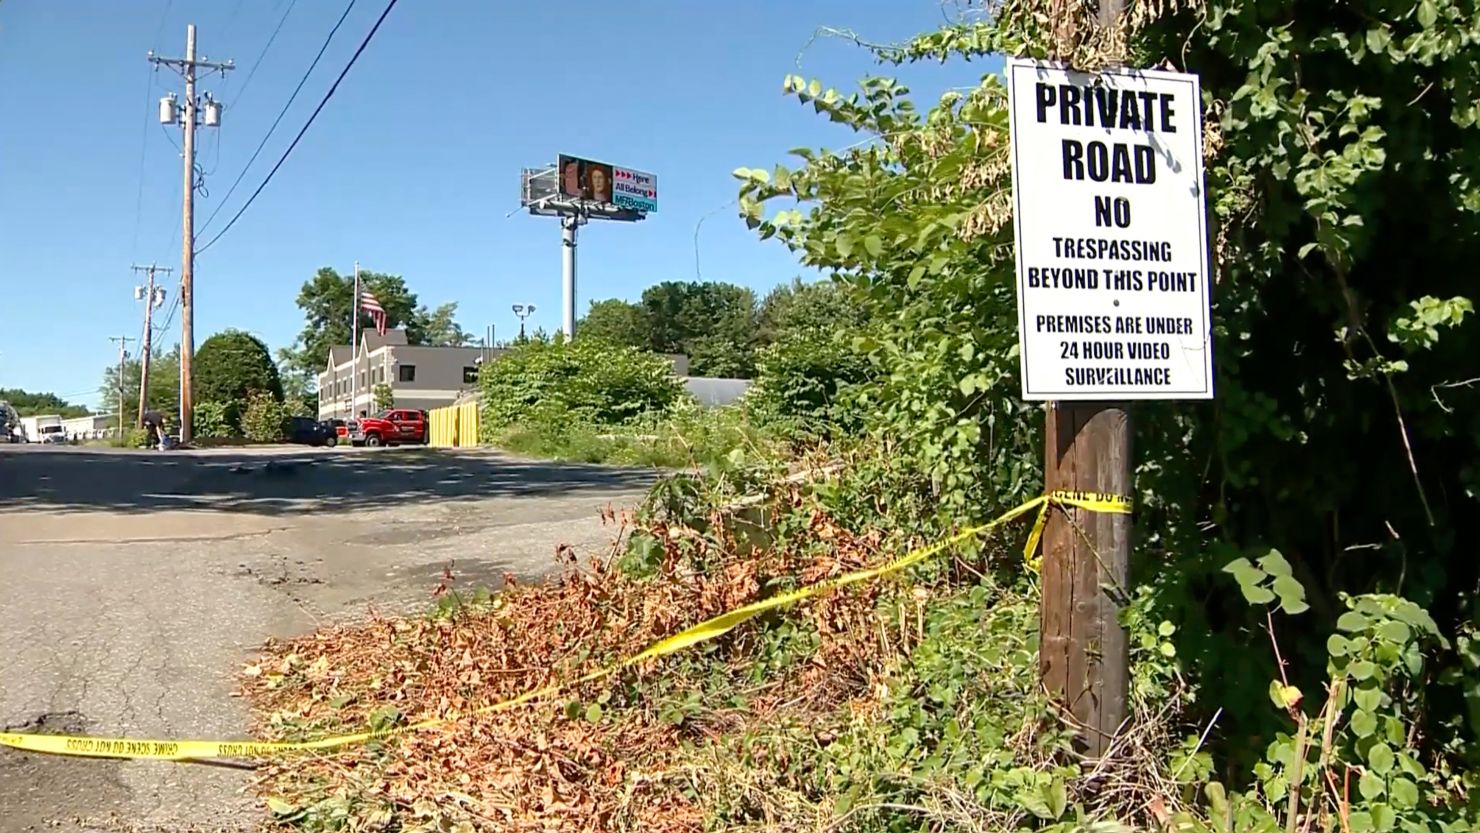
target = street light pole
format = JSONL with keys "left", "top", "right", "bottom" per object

{"left": 512, "top": 303, "right": 535, "bottom": 340}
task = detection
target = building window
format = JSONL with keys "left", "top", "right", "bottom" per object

{"left": 398, "top": 364, "right": 416, "bottom": 382}
{"left": 463, "top": 366, "right": 478, "bottom": 384}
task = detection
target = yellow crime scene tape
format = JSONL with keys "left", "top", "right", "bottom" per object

{"left": 0, "top": 490, "right": 1129, "bottom": 762}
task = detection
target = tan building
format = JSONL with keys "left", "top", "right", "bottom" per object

{"left": 316, "top": 329, "right": 692, "bottom": 419}
{"left": 317, "top": 330, "right": 498, "bottom": 419}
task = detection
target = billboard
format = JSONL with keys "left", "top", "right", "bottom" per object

{"left": 557, "top": 154, "right": 658, "bottom": 213}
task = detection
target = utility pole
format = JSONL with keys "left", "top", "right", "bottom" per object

{"left": 131, "top": 264, "right": 171, "bottom": 425}
{"left": 151, "top": 25, "right": 232, "bottom": 446}
{"left": 108, "top": 336, "right": 135, "bottom": 436}
{"left": 1038, "top": 0, "right": 1132, "bottom": 760}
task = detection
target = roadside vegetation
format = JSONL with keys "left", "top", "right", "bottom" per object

{"left": 241, "top": 1, "right": 1480, "bottom": 831}
{"left": 474, "top": 276, "right": 868, "bottom": 468}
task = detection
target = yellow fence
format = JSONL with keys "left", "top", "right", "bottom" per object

{"left": 428, "top": 401, "right": 480, "bottom": 448}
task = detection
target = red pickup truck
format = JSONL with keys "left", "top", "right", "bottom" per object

{"left": 340, "top": 408, "right": 429, "bottom": 447}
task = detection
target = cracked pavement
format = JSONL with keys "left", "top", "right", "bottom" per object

{"left": 0, "top": 444, "right": 656, "bottom": 832}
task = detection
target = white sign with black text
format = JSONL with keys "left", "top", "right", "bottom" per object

{"left": 1007, "top": 58, "right": 1213, "bottom": 401}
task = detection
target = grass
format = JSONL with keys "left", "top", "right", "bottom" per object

{"left": 489, "top": 403, "right": 768, "bottom": 469}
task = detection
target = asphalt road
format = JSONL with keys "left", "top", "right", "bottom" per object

{"left": 0, "top": 444, "right": 656, "bottom": 832}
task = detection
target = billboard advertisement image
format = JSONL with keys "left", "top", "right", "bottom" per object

{"left": 558, "top": 154, "right": 657, "bottom": 213}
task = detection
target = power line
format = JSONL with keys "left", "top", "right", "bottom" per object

{"left": 159, "top": 121, "right": 182, "bottom": 154}
{"left": 196, "top": 0, "right": 396, "bottom": 255}
{"left": 151, "top": 0, "right": 175, "bottom": 47}
{"left": 155, "top": 291, "right": 182, "bottom": 338}
{"left": 200, "top": 0, "right": 297, "bottom": 180}
{"left": 129, "top": 66, "right": 155, "bottom": 258}
{"left": 219, "top": 0, "right": 247, "bottom": 42}
{"left": 198, "top": 0, "right": 358, "bottom": 236}
{"left": 202, "top": 123, "right": 223, "bottom": 176}
{"left": 131, "top": 0, "right": 178, "bottom": 257}
{"left": 231, "top": 0, "right": 298, "bottom": 108}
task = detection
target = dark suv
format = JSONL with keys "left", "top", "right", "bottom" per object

{"left": 286, "top": 416, "right": 338, "bottom": 447}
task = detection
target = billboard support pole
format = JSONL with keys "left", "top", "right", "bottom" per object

{"left": 561, "top": 213, "right": 580, "bottom": 340}
{"left": 521, "top": 158, "right": 652, "bottom": 343}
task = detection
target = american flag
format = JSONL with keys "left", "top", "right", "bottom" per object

{"left": 360, "top": 290, "right": 387, "bottom": 336}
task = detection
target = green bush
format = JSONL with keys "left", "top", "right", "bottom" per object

{"left": 493, "top": 402, "right": 760, "bottom": 469}
{"left": 193, "top": 400, "right": 232, "bottom": 439}
{"left": 747, "top": 328, "right": 873, "bottom": 440}
{"left": 240, "top": 390, "right": 288, "bottom": 443}
{"left": 116, "top": 427, "right": 150, "bottom": 448}
{"left": 479, "top": 336, "right": 683, "bottom": 435}
{"left": 195, "top": 329, "right": 283, "bottom": 431}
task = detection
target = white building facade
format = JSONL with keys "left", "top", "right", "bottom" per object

{"left": 317, "top": 330, "right": 498, "bottom": 420}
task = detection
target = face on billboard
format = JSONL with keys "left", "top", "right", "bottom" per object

{"left": 584, "top": 163, "right": 612, "bottom": 203}
{"left": 559, "top": 157, "right": 582, "bottom": 198}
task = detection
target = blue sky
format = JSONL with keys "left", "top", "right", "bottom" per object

{"left": 0, "top": 1, "right": 994, "bottom": 408}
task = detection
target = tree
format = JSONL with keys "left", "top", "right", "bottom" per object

{"left": 101, "top": 345, "right": 181, "bottom": 420}
{"left": 277, "top": 347, "right": 316, "bottom": 403}
{"left": 418, "top": 302, "right": 475, "bottom": 347}
{"left": 479, "top": 336, "right": 683, "bottom": 432}
{"left": 746, "top": 278, "right": 876, "bottom": 439}
{"left": 739, "top": 0, "right": 1480, "bottom": 811}
{"left": 756, "top": 277, "right": 869, "bottom": 343}
{"left": 578, "top": 299, "right": 651, "bottom": 348}
{"left": 0, "top": 389, "right": 91, "bottom": 418}
{"left": 639, "top": 281, "right": 759, "bottom": 377}
{"left": 195, "top": 329, "right": 283, "bottom": 431}
{"left": 283, "top": 395, "right": 315, "bottom": 418}
{"left": 372, "top": 383, "right": 395, "bottom": 411}
{"left": 281, "top": 267, "right": 425, "bottom": 380}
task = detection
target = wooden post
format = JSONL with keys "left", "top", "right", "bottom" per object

{"left": 1040, "top": 401, "right": 1131, "bottom": 757}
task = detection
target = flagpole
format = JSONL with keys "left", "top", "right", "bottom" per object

{"left": 352, "top": 261, "right": 360, "bottom": 418}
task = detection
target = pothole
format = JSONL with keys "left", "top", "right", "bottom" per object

{"left": 4, "top": 709, "right": 88, "bottom": 735}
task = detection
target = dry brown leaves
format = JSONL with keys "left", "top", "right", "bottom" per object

{"left": 1003, "top": 0, "right": 1206, "bottom": 69}
{"left": 241, "top": 489, "right": 895, "bottom": 832}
